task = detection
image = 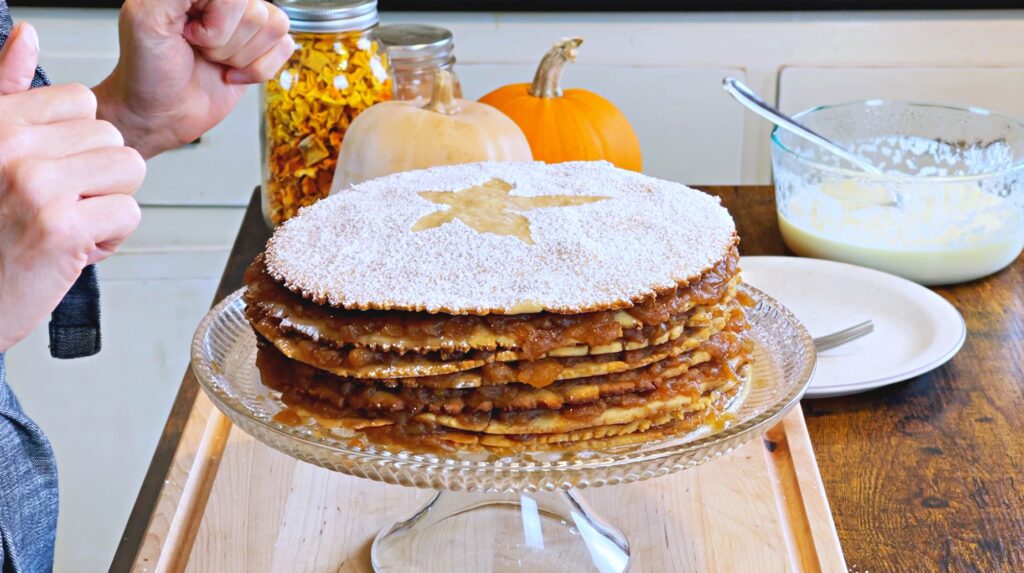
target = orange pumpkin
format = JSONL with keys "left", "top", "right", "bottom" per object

{"left": 479, "top": 37, "right": 642, "bottom": 171}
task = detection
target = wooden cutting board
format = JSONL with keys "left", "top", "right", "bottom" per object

{"left": 130, "top": 385, "right": 845, "bottom": 573}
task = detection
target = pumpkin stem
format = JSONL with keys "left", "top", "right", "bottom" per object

{"left": 528, "top": 37, "right": 583, "bottom": 98}
{"left": 424, "top": 69, "right": 461, "bottom": 115}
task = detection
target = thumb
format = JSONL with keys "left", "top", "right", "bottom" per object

{"left": 0, "top": 22, "right": 40, "bottom": 95}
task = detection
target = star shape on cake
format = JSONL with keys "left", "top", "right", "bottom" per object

{"left": 411, "top": 178, "right": 607, "bottom": 245}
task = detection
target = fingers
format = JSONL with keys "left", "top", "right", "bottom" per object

{"left": 0, "top": 83, "right": 140, "bottom": 200}
{"left": 45, "top": 119, "right": 125, "bottom": 155}
{"left": 3, "top": 119, "right": 124, "bottom": 160}
{"left": 4, "top": 146, "right": 144, "bottom": 267}
{"left": 230, "top": 4, "right": 290, "bottom": 71}
{"left": 0, "top": 22, "right": 40, "bottom": 95}
{"left": 224, "top": 34, "right": 293, "bottom": 84}
{"left": 0, "top": 83, "right": 97, "bottom": 125}
{"left": 187, "top": 0, "right": 292, "bottom": 83}
{"left": 50, "top": 146, "right": 147, "bottom": 198}
{"left": 76, "top": 193, "right": 142, "bottom": 263}
{"left": 183, "top": 0, "right": 249, "bottom": 49}
{"left": 200, "top": 0, "right": 268, "bottom": 65}
{"left": 223, "top": 1, "right": 292, "bottom": 72}
{"left": 16, "top": 147, "right": 145, "bottom": 205}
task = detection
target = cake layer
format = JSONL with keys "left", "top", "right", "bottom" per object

{"left": 251, "top": 300, "right": 742, "bottom": 385}
{"left": 261, "top": 331, "right": 750, "bottom": 431}
{"left": 265, "top": 161, "right": 737, "bottom": 315}
{"left": 454, "top": 396, "right": 736, "bottom": 450}
{"left": 257, "top": 327, "right": 750, "bottom": 416}
{"left": 272, "top": 367, "right": 745, "bottom": 453}
{"left": 245, "top": 248, "right": 739, "bottom": 356}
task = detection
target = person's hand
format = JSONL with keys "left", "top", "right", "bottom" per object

{"left": 93, "top": 0, "right": 294, "bottom": 159}
{"left": 0, "top": 23, "right": 145, "bottom": 352}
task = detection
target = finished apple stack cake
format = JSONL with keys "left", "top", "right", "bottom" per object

{"left": 243, "top": 161, "right": 752, "bottom": 452}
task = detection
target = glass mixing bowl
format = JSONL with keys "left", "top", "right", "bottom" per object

{"left": 771, "top": 100, "right": 1024, "bottom": 285}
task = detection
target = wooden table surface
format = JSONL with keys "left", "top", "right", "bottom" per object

{"left": 112, "top": 186, "right": 1024, "bottom": 573}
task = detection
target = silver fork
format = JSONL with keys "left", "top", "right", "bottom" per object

{"left": 813, "top": 320, "right": 874, "bottom": 352}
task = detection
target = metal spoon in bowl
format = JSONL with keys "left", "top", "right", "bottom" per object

{"left": 722, "top": 77, "right": 902, "bottom": 207}
{"left": 722, "top": 77, "right": 884, "bottom": 175}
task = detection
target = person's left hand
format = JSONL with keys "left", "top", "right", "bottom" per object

{"left": 93, "top": 0, "right": 294, "bottom": 159}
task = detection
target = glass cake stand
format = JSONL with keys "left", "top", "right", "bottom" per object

{"left": 192, "top": 285, "right": 816, "bottom": 573}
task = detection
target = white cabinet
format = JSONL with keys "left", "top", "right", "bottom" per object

{"left": 104, "top": 207, "right": 246, "bottom": 280}
{"left": 459, "top": 65, "right": 748, "bottom": 184}
{"left": 5, "top": 206, "right": 244, "bottom": 572}
{"left": 140, "top": 89, "right": 261, "bottom": 207}
{"left": 778, "top": 66, "right": 1024, "bottom": 117}
{"left": 38, "top": 55, "right": 260, "bottom": 207}
{"left": 5, "top": 278, "right": 223, "bottom": 573}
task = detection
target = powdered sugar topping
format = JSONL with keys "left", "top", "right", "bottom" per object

{"left": 265, "top": 161, "right": 737, "bottom": 314}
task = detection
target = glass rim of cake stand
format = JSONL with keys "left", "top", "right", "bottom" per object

{"left": 770, "top": 99, "right": 1024, "bottom": 183}
{"left": 192, "top": 284, "right": 816, "bottom": 483}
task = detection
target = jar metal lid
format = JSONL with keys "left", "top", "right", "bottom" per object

{"left": 378, "top": 24, "right": 455, "bottom": 68}
{"left": 274, "top": 0, "right": 379, "bottom": 33}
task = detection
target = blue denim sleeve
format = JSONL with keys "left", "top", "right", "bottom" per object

{"left": 0, "top": 354, "right": 59, "bottom": 573}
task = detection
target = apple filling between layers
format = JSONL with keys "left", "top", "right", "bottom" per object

{"left": 246, "top": 249, "right": 751, "bottom": 452}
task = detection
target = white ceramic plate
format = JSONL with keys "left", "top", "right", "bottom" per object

{"left": 739, "top": 256, "right": 966, "bottom": 398}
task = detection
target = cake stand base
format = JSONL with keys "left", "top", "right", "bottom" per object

{"left": 371, "top": 488, "right": 630, "bottom": 573}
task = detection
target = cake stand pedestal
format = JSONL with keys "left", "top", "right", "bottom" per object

{"left": 371, "top": 489, "right": 629, "bottom": 573}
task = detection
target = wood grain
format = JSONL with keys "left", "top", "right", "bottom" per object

{"left": 703, "top": 186, "right": 1024, "bottom": 573}
{"left": 183, "top": 409, "right": 835, "bottom": 573}
{"left": 112, "top": 190, "right": 272, "bottom": 572}
{"left": 155, "top": 410, "right": 232, "bottom": 573}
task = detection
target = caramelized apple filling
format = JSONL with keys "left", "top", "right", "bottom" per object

{"left": 245, "top": 246, "right": 739, "bottom": 358}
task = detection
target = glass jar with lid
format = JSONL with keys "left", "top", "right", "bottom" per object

{"left": 261, "top": 0, "right": 392, "bottom": 227}
{"left": 377, "top": 24, "right": 462, "bottom": 103}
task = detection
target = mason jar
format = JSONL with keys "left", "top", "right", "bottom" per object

{"left": 377, "top": 24, "right": 461, "bottom": 103}
{"left": 261, "top": 0, "right": 392, "bottom": 227}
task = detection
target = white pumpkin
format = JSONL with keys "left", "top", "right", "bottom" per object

{"left": 331, "top": 70, "right": 533, "bottom": 193}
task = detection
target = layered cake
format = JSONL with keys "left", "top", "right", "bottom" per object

{"left": 244, "top": 161, "right": 752, "bottom": 452}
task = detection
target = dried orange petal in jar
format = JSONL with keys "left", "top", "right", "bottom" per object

{"left": 261, "top": 0, "right": 392, "bottom": 226}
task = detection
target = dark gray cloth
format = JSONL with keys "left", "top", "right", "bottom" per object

{"left": 48, "top": 269, "right": 101, "bottom": 359}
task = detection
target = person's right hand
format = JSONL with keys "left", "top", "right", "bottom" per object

{"left": 0, "top": 23, "right": 146, "bottom": 352}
